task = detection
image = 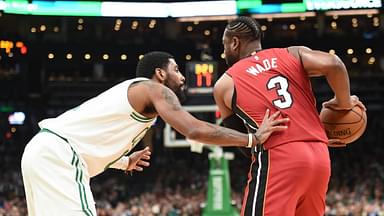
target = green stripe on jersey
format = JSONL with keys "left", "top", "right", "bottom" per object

{"left": 130, "top": 112, "right": 154, "bottom": 123}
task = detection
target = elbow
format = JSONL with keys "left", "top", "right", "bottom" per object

{"left": 327, "top": 55, "right": 346, "bottom": 74}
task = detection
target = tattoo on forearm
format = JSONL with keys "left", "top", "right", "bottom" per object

{"left": 206, "top": 122, "right": 238, "bottom": 139}
{"left": 162, "top": 88, "right": 182, "bottom": 111}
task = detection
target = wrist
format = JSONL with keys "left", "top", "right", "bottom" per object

{"left": 246, "top": 133, "right": 253, "bottom": 148}
{"left": 253, "top": 133, "right": 261, "bottom": 146}
{"left": 125, "top": 156, "right": 131, "bottom": 171}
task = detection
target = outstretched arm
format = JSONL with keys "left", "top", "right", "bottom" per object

{"left": 145, "top": 82, "right": 287, "bottom": 147}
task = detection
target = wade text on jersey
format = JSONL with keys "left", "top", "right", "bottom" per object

{"left": 246, "top": 57, "right": 277, "bottom": 76}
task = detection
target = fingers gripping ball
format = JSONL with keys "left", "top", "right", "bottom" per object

{"left": 320, "top": 105, "right": 367, "bottom": 144}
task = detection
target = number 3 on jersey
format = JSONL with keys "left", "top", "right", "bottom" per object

{"left": 267, "top": 76, "right": 293, "bottom": 109}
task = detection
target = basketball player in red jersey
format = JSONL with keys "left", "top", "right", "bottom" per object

{"left": 214, "top": 16, "right": 366, "bottom": 216}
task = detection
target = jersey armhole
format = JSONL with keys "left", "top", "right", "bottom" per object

{"left": 284, "top": 48, "right": 309, "bottom": 79}
{"left": 225, "top": 71, "right": 232, "bottom": 77}
{"left": 284, "top": 48, "right": 304, "bottom": 68}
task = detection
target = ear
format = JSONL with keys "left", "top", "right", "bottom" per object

{"left": 155, "top": 68, "right": 166, "bottom": 82}
{"left": 231, "top": 36, "right": 240, "bottom": 51}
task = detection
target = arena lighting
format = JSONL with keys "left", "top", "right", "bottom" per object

{"left": 252, "top": 12, "right": 316, "bottom": 19}
{"left": 8, "top": 112, "right": 26, "bottom": 125}
{"left": 0, "top": 40, "right": 27, "bottom": 54}
{"left": 306, "top": 0, "right": 381, "bottom": 10}
{"left": 325, "top": 9, "right": 379, "bottom": 17}
{"left": 0, "top": 0, "right": 6, "bottom": 10}
{"left": 237, "top": 0, "right": 306, "bottom": 14}
{"left": 0, "top": 40, "right": 13, "bottom": 53}
{"left": 177, "top": 15, "right": 236, "bottom": 23}
{"left": 204, "top": 30, "right": 210, "bottom": 36}
{"left": 368, "top": 57, "right": 375, "bottom": 65}
{"left": 84, "top": 53, "right": 91, "bottom": 60}
{"left": 366, "top": 48, "right": 372, "bottom": 54}
{"left": 20, "top": 46, "right": 27, "bottom": 54}
{"left": 40, "top": 24, "right": 46, "bottom": 32}
{"left": 101, "top": 2, "right": 169, "bottom": 17}
{"left": 261, "top": 25, "right": 267, "bottom": 31}
{"left": 170, "top": 1, "right": 236, "bottom": 17}
{"left": 331, "top": 21, "right": 337, "bottom": 29}
{"left": 32, "top": 1, "right": 100, "bottom": 16}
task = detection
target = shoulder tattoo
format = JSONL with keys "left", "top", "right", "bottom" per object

{"left": 161, "top": 87, "right": 182, "bottom": 111}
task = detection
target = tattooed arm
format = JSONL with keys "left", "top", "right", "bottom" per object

{"left": 144, "top": 82, "right": 288, "bottom": 147}
{"left": 146, "top": 82, "right": 249, "bottom": 147}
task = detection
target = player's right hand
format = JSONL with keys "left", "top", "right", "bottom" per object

{"left": 254, "top": 109, "right": 289, "bottom": 145}
{"left": 126, "top": 147, "right": 151, "bottom": 172}
{"left": 322, "top": 95, "right": 366, "bottom": 111}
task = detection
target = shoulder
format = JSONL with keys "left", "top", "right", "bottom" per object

{"left": 214, "top": 73, "right": 234, "bottom": 97}
{"left": 287, "top": 46, "right": 312, "bottom": 59}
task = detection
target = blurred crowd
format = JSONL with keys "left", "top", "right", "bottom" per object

{"left": 0, "top": 111, "right": 383, "bottom": 216}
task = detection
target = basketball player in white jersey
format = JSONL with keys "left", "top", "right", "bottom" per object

{"left": 21, "top": 51, "right": 289, "bottom": 216}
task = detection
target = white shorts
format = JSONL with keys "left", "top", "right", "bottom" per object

{"left": 21, "top": 130, "right": 96, "bottom": 216}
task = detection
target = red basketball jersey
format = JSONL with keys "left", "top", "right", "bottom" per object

{"left": 227, "top": 48, "right": 328, "bottom": 149}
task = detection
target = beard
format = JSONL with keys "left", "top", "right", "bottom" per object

{"left": 174, "top": 87, "right": 187, "bottom": 103}
{"left": 225, "top": 54, "right": 237, "bottom": 67}
{"left": 164, "top": 79, "right": 187, "bottom": 103}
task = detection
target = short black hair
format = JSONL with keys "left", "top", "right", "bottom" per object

{"left": 136, "top": 51, "right": 174, "bottom": 78}
{"left": 225, "top": 16, "right": 262, "bottom": 41}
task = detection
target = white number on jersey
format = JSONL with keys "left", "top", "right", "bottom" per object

{"left": 267, "top": 76, "right": 293, "bottom": 109}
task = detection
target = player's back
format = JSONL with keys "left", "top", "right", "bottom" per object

{"left": 227, "top": 48, "right": 328, "bottom": 149}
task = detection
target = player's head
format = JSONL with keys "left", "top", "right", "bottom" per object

{"left": 136, "top": 51, "right": 186, "bottom": 101}
{"left": 223, "top": 16, "right": 262, "bottom": 67}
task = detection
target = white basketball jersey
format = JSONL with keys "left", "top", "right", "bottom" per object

{"left": 39, "top": 78, "right": 156, "bottom": 177}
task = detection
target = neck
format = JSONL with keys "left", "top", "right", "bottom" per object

{"left": 240, "top": 41, "right": 262, "bottom": 59}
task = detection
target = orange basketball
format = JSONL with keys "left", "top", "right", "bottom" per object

{"left": 319, "top": 105, "right": 367, "bottom": 144}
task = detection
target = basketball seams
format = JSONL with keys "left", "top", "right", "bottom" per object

{"left": 322, "top": 107, "right": 363, "bottom": 125}
{"left": 321, "top": 105, "right": 367, "bottom": 144}
{"left": 342, "top": 114, "right": 367, "bottom": 143}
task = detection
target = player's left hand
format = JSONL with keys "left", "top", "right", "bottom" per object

{"left": 126, "top": 147, "right": 151, "bottom": 172}
{"left": 254, "top": 109, "right": 289, "bottom": 145}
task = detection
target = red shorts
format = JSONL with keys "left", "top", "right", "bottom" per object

{"left": 241, "top": 141, "right": 331, "bottom": 216}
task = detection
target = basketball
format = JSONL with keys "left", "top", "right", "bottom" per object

{"left": 320, "top": 105, "right": 367, "bottom": 144}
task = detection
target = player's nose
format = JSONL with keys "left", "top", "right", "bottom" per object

{"left": 179, "top": 73, "right": 185, "bottom": 82}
